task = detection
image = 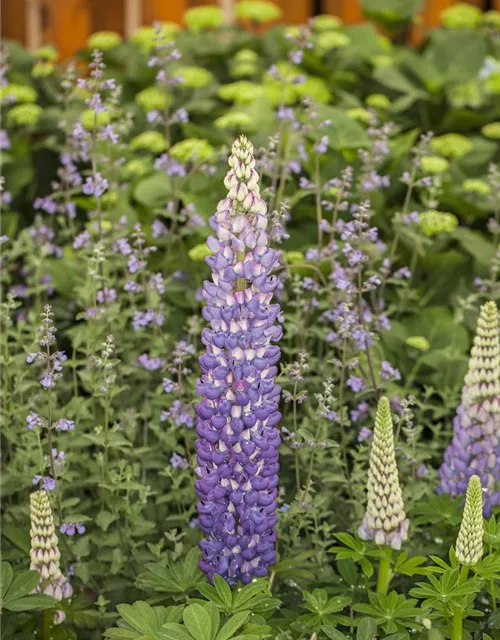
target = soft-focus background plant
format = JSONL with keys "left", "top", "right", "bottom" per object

{"left": 2, "top": 1, "right": 500, "bottom": 638}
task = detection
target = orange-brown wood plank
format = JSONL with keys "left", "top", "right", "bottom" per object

{"left": 1, "top": 0, "right": 27, "bottom": 45}
{"left": 48, "top": 0, "right": 91, "bottom": 59}
{"left": 322, "top": 0, "right": 364, "bottom": 23}
{"left": 143, "top": 0, "right": 189, "bottom": 24}
{"left": 90, "top": 0, "right": 125, "bottom": 33}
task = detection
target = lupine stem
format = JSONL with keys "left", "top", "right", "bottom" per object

{"left": 42, "top": 610, "right": 52, "bottom": 640}
{"left": 451, "top": 566, "right": 469, "bottom": 640}
{"left": 376, "top": 547, "right": 393, "bottom": 595}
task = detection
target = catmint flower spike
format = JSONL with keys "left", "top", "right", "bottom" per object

{"left": 195, "top": 136, "right": 282, "bottom": 585}
{"left": 30, "top": 490, "right": 72, "bottom": 622}
{"left": 439, "top": 301, "right": 500, "bottom": 515}
{"left": 455, "top": 475, "right": 483, "bottom": 566}
{"left": 358, "top": 396, "right": 409, "bottom": 550}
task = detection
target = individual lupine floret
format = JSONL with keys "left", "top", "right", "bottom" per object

{"left": 195, "top": 136, "right": 282, "bottom": 585}
{"left": 455, "top": 475, "right": 483, "bottom": 566}
{"left": 358, "top": 397, "right": 409, "bottom": 550}
{"left": 439, "top": 301, "right": 500, "bottom": 515}
{"left": 30, "top": 490, "right": 72, "bottom": 621}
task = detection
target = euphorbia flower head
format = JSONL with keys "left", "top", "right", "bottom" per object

{"left": 195, "top": 136, "right": 282, "bottom": 584}
{"left": 455, "top": 475, "right": 483, "bottom": 566}
{"left": 439, "top": 301, "right": 500, "bottom": 514}
{"left": 30, "top": 490, "right": 72, "bottom": 621}
{"left": 359, "top": 396, "right": 408, "bottom": 550}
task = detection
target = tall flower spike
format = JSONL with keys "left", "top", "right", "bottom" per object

{"left": 455, "top": 475, "right": 483, "bottom": 566}
{"left": 195, "top": 136, "right": 282, "bottom": 585}
{"left": 439, "top": 301, "right": 500, "bottom": 515}
{"left": 359, "top": 397, "right": 409, "bottom": 550}
{"left": 30, "top": 490, "right": 72, "bottom": 622}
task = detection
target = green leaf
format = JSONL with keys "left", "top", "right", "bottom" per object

{"left": 116, "top": 602, "right": 158, "bottom": 635}
{"left": 183, "top": 604, "right": 212, "bottom": 640}
{"left": 4, "top": 594, "right": 55, "bottom": 612}
{"left": 309, "top": 106, "right": 369, "bottom": 151}
{"left": 357, "top": 617, "right": 377, "bottom": 640}
{"left": 424, "top": 30, "right": 487, "bottom": 85}
{"left": 3, "top": 570, "right": 40, "bottom": 604}
{"left": 213, "top": 575, "right": 232, "bottom": 608}
{"left": 1, "top": 562, "right": 13, "bottom": 602}
{"left": 452, "top": 228, "right": 495, "bottom": 269}
{"left": 158, "top": 624, "right": 194, "bottom": 640}
{"left": 322, "top": 626, "right": 349, "bottom": 640}
{"left": 134, "top": 172, "right": 171, "bottom": 208}
{"left": 215, "top": 611, "right": 250, "bottom": 640}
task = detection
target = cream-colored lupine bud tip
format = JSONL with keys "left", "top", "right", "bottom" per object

{"left": 478, "top": 300, "right": 499, "bottom": 330}
{"left": 375, "top": 396, "right": 392, "bottom": 434}
{"left": 455, "top": 475, "right": 483, "bottom": 566}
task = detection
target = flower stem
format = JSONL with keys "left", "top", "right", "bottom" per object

{"left": 376, "top": 547, "right": 393, "bottom": 595}
{"left": 42, "top": 610, "right": 52, "bottom": 640}
{"left": 451, "top": 566, "right": 469, "bottom": 640}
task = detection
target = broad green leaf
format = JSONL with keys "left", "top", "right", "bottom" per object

{"left": 215, "top": 611, "right": 250, "bottom": 640}
{"left": 4, "top": 594, "right": 55, "bottom": 612}
{"left": 3, "top": 570, "right": 40, "bottom": 604}
{"left": 357, "top": 617, "right": 377, "bottom": 640}
{"left": 183, "top": 603, "right": 212, "bottom": 640}
{"left": 322, "top": 626, "right": 349, "bottom": 640}
{"left": 1, "top": 562, "right": 13, "bottom": 602}
{"left": 116, "top": 602, "right": 158, "bottom": 635}
{"left": 213, "top": 575, "right": 232, "bottom": 607}
{"left": 158, "top": 624, "right": 194, "bottom": 640}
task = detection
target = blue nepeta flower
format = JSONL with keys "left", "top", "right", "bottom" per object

{"left": 439, "top": 301, "right": 500, "bottom": 515}
{"left": 195, "top": 135, "right": 282, "bottom": 585}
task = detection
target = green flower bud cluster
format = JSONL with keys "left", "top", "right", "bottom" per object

{"left": 235, "top": 1, "right": 282, "bottom": 23}
{"left": 420, "top": 156, "right": 450, "bottom": 174}
{"left": 218, "top": 81, "right": 264, "bottom": 104}
{"left": 33, "top": 62, "right": 55, "bottom": 78}
{"left": 0, "top": 84, "right": 37, "bottom": 104}
{"left": 7, "top": 103, "right": 42, "bottom": 126}
{"left": 366, "top": 93, "right": 391, "bottom": 110}
{"left": 462, "top": 178, "right": 491, "bottom": 196}
{"left": 177, "top": 66, "right": 214, "bottom": 89}
{"left": 312, "top": 15, "right": 343, "bottom": 31}
{"left": 184, "top": 6, "right": 224, "bottom": 33}
{"left": 419, "top": 210, "right": 458, "bottom": 236}
{"left": 34, "top": 45, "right": 58, "bottom": 61}
{"left": 482, "top": 122, "right": 500, "bottom": 139}
{"left": 406, "top": 336, "right": 430, "bottom": 352}
{"left": 130, "top": 131, "right": 168, "bottom": 153}
{"left": 215, "top": 111, "right": 254, "bottom": 131}
{"left": 359, "top": 397, "right": 409, "bottom": 550}
{"left": 315, "top": 31, "right": 351, "bottom": 55}
{"left": 430, "top": 133, "right": 473, "bottom": 159}
{"left": 81, "top": 109, "right": 111, "bottom": 130}
{"left": 135, "top": 87, "right": 171, "bottom": 112}
{"left": 230, "top": 49, "right": 260, "bottom": 79}
{"left": 455, "top": 475, "right": 484, "bottom": 566}
{"left": 170, "top": 138, "right": 214, "bottom": 164}
{"left": 441, "top": 3, "right": 482, "bottom": 29}
{"left": 30, "top": 491, "right": 72, "bottom": 609}
{"left": 87, "top": 31, "right": 123, "bottom": 51}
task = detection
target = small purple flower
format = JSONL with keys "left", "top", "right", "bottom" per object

{"left": 280, "top": 504, "right": 290, "bottom": 513}
{"left": 27, "top": 412, "right": 45, "bottom": 430}
{"left": 380, "top": 361, "right": 401, "bottom": 382}
{"left": 416, "top": 464, "right": 429, "bottom": 479}
{"left": 351, "top": 402, "right": 370, "bottom": 423}
{"left": 82, "top": 173, "right": 108, "bottom": 197}
{"left": 163, "top": 377, "right": 178, "bottom": 393}
{"left": 358, "top": 427, "right": 373, "bottom": 443}
{"left": 137, "top": 353, "right": 165, "bottom": 370}
{"left": 60, "top": 522, "right": 86, "bottom": 536}
{"left": 33, "top": 476, "right": 56, "bottom": 491}
{"left": 347, "top": 376, "right": 366, "bottom": 392}
{"left": 170, "top": 453, "right": 189, "bottom": 469}
{"left": 313, "top": 136, "right": 329, "bottom": 155}
{"left": 53, "top": 418, "right": 75, "bottom": 432}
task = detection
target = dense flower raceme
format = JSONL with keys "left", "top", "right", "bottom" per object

{"left": 359, "top": 396, "right": 409, "bottom": 550}
{"left": 30, "top": 490, "right": 72, "bottom": 623}
{"left": 195, "top": 136, "right": 283, "bottom": 584}
{"left": 439, "top": 301, "right": 500, "bottom": 515}
{"left": 455, "top": 475, "right": 484, "bottom": 566}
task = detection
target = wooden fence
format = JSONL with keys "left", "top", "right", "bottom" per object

{"left": 2, "top": 0, "right": 500, "bottom": 60}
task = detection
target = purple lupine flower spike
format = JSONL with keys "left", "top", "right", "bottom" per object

{"left": 439, "top": 301, "right": 500, "bottom": 515}
{"left": 195, "top": 136, "right": 283, "bottom": 585}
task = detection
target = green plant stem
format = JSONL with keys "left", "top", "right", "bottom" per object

{"left": 376, "top": 547, "right": 393, "bottom": 595}
{"left": 314, "top": 154, "right": 323, "bottom": 246}
{"left": 42, "top": 610, "right": 52, "bottom": 640}
{"left": 451, "top": 566, "right": 469, "bottom": 640}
